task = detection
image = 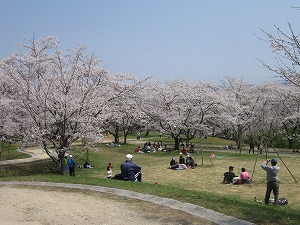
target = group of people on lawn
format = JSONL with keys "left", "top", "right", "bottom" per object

{"left": 168, "top": 153, "right": 196, "bottom": 170}
{"left": 135, "top": 141, "right": 165, "bottom": 153}
{"left": 65, "top": 143, "right": 280, "bottom": 205}
{"left": 112, "top": 149, "right": 279, "bottom": 205}
{"left": 223, "top": 166, "right": 251, "bottom": 184}
{"left": 223, "top": 159, "right": 280, "bottom": 205}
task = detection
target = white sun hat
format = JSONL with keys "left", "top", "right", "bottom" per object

{"left": 125, "top": 154, "right": 133, "bottom": 160}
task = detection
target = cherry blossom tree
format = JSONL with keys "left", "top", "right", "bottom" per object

{"left": 0, "top": 36, "right": 144, "bottom": 174}
{"left": 268, "top": 83, "right": 300, "bottom": 149}
{"left": 217, "top": 77, "right": 262, "bottom": 152}
{"left": 101, "top": 99, "right": 146, "bottom": 144}
{"left": 259, "top": 22, "right": 300, "bottom": 149}
{"left": 247, "top": 83, "right": 284, "bottom": 153}
{"left": 141, "top": 79, "right": 220, "bottom": 150}
{"left": 259, "top": 23, "right": 300, "bottom": 86}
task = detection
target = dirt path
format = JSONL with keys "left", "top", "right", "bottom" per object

{"left": 0, "top": 185, "right": 214, "bottom": 225}
{"left": 0, "top": 143, "right": 253, "bottom": 225}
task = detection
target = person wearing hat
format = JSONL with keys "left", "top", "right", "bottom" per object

{"left": 119, "top": 154, "right": 142, "bottom": 181}
{"left": 261, "top": 158, "right": 280, "bottom": 204}
{"left": 67, "top": 155, "right": 75, "bottom": 176}
{"left": 223, "top": 166, "right": 238, "bottom": 183}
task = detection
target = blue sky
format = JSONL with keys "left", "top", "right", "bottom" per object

{"left": 1, "top": 1, "right": 300, "bottom": 84}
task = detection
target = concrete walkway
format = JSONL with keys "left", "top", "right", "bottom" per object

{"left": 0, "top": 146, "right": 254, "bottom": 225}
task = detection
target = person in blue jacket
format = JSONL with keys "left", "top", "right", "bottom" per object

{"left": 120, "top": 154, "right": 142, "bottom": 181}
{"left": 67, "top": 155, "right": 75, "bottom": 176}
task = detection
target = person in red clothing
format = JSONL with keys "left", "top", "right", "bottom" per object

{"left": 181, "top": 146, "right": 187, "bottom": 155}
{"left": 135, "top": 146, "right": 141, "bottom": 153}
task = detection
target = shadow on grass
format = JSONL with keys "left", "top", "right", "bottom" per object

{"left": 0, "top": 160, "right": 57, "bottom": 176}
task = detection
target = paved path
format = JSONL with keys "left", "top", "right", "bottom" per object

{"left": 0, "top": 146, "right": 254, "bottom": 225}
{"left": 0, "top": 146, "right": 49, "bottom": 165}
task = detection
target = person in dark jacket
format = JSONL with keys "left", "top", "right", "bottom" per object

{"left": 223, "top": 166, "right": 237, "bottom": 183}
{"left": 120, "top": 154, "right": 142, "bottom": 181}
{"left": 170, "top": 157, "right": 176, "bottom": 167}
{"left": 67, "top": 155, "right": 75, "bottom": 176}
{"left": 186, "top": 155, "right": 195, "bottom": 169}
{"left": 179, "top": 153, "right": 185, "bottom": 164}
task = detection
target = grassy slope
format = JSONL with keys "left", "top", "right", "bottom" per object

{"left": 0, "top": 135, "right": 299, "bottom": 225}
{"left": 0, "top": 142, "right": 30, "bottom": 160}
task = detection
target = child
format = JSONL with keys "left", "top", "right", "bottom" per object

{"left": 106, "top": 163, "right": 113, "bottom": 178}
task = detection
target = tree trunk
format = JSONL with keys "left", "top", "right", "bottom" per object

{"left": 59, "top": 154, "right": 65, "bottom": 175}
{"left": 237, "top": 125, "right": 244, "bottom": 153}
{"left": 174, "top": 136, "right": 180, "bottom": 150}
{"left": 145, "top": 130, "right": 150, "bottom": 137}
{"left": 123, "top": 129, "right": 129, "bottom": 144}
{"left": 288, "top": 138, "right": 293, "bottom": 149}
{"left": 114, "top": 126, "right": 120, "bottom": 143}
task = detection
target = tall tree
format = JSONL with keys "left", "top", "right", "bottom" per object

{"left": 141, "top": 80, "right": 219, "bottom": 150}
{"left": 259, "top": 23, "right": 300, "bottom": 86}
{"left": 218, "top": 77, "right": 260, "bottom": 152}
{"left": 0, "top": 36, "right": 144, "bottom": 174}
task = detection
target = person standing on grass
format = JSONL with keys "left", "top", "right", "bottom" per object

{"left": 261, "top": 158, "right": 280, "bottom": 205}
{"left": 106, "top": 163, "right": 113, "bottom": 178}
{"left": 181, "top": 146, "right": 187, "bottom": 155}
{"left": 67, "top": 155, "right": 75, "bottom": 176}
{"left": 64, "top": 156, "right": 69, "bottom": 174}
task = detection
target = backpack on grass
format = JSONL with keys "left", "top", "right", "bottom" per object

{"left": 278, "top": 198, "right": 288, "bottom": 205}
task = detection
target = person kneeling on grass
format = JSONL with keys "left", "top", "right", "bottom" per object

{"left": 113, "top": 154, "right": 142, "bottom": 182}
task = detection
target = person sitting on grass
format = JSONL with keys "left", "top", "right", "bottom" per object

{"left": 240, "top": 167, "right": 251, "bottom": 184}
{"left": 223, "top": 166, "right": 238, "bottom": 183}
{"left": 179, "top": 153, "right": 185, "bottom": 164}
{"left": 170, "top": 157, "right": 176, "bottom": 167}
{"left": 83, "top": 161, "right": 93, "bottom": 168}
{"left": 135, "top": 146, "right": 142, "bottom": 153}
{"left": 113, "top": 154, "right": 142, "bottom": 182}
{"left": 186, "top": 155, "right": 196, "bottom": 169}
{"left": 169, "top": 162, "right": 188, "bottom": 170}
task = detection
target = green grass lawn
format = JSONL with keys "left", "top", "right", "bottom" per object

{"left": 0, "top": 142, "right": 30, "bottom": 160}
{"left": 0, "top": 136, "right": 299, "bottom": 225}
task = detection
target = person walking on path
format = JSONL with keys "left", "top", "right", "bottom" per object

{"left": 261, "top": 158, "right": 280, "bottom": 204}
{"left": 67, "top": 155, "right": 76, "bottom": 176}
{"left": 136, "top": 132, "right": 141, "bottom": 140}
